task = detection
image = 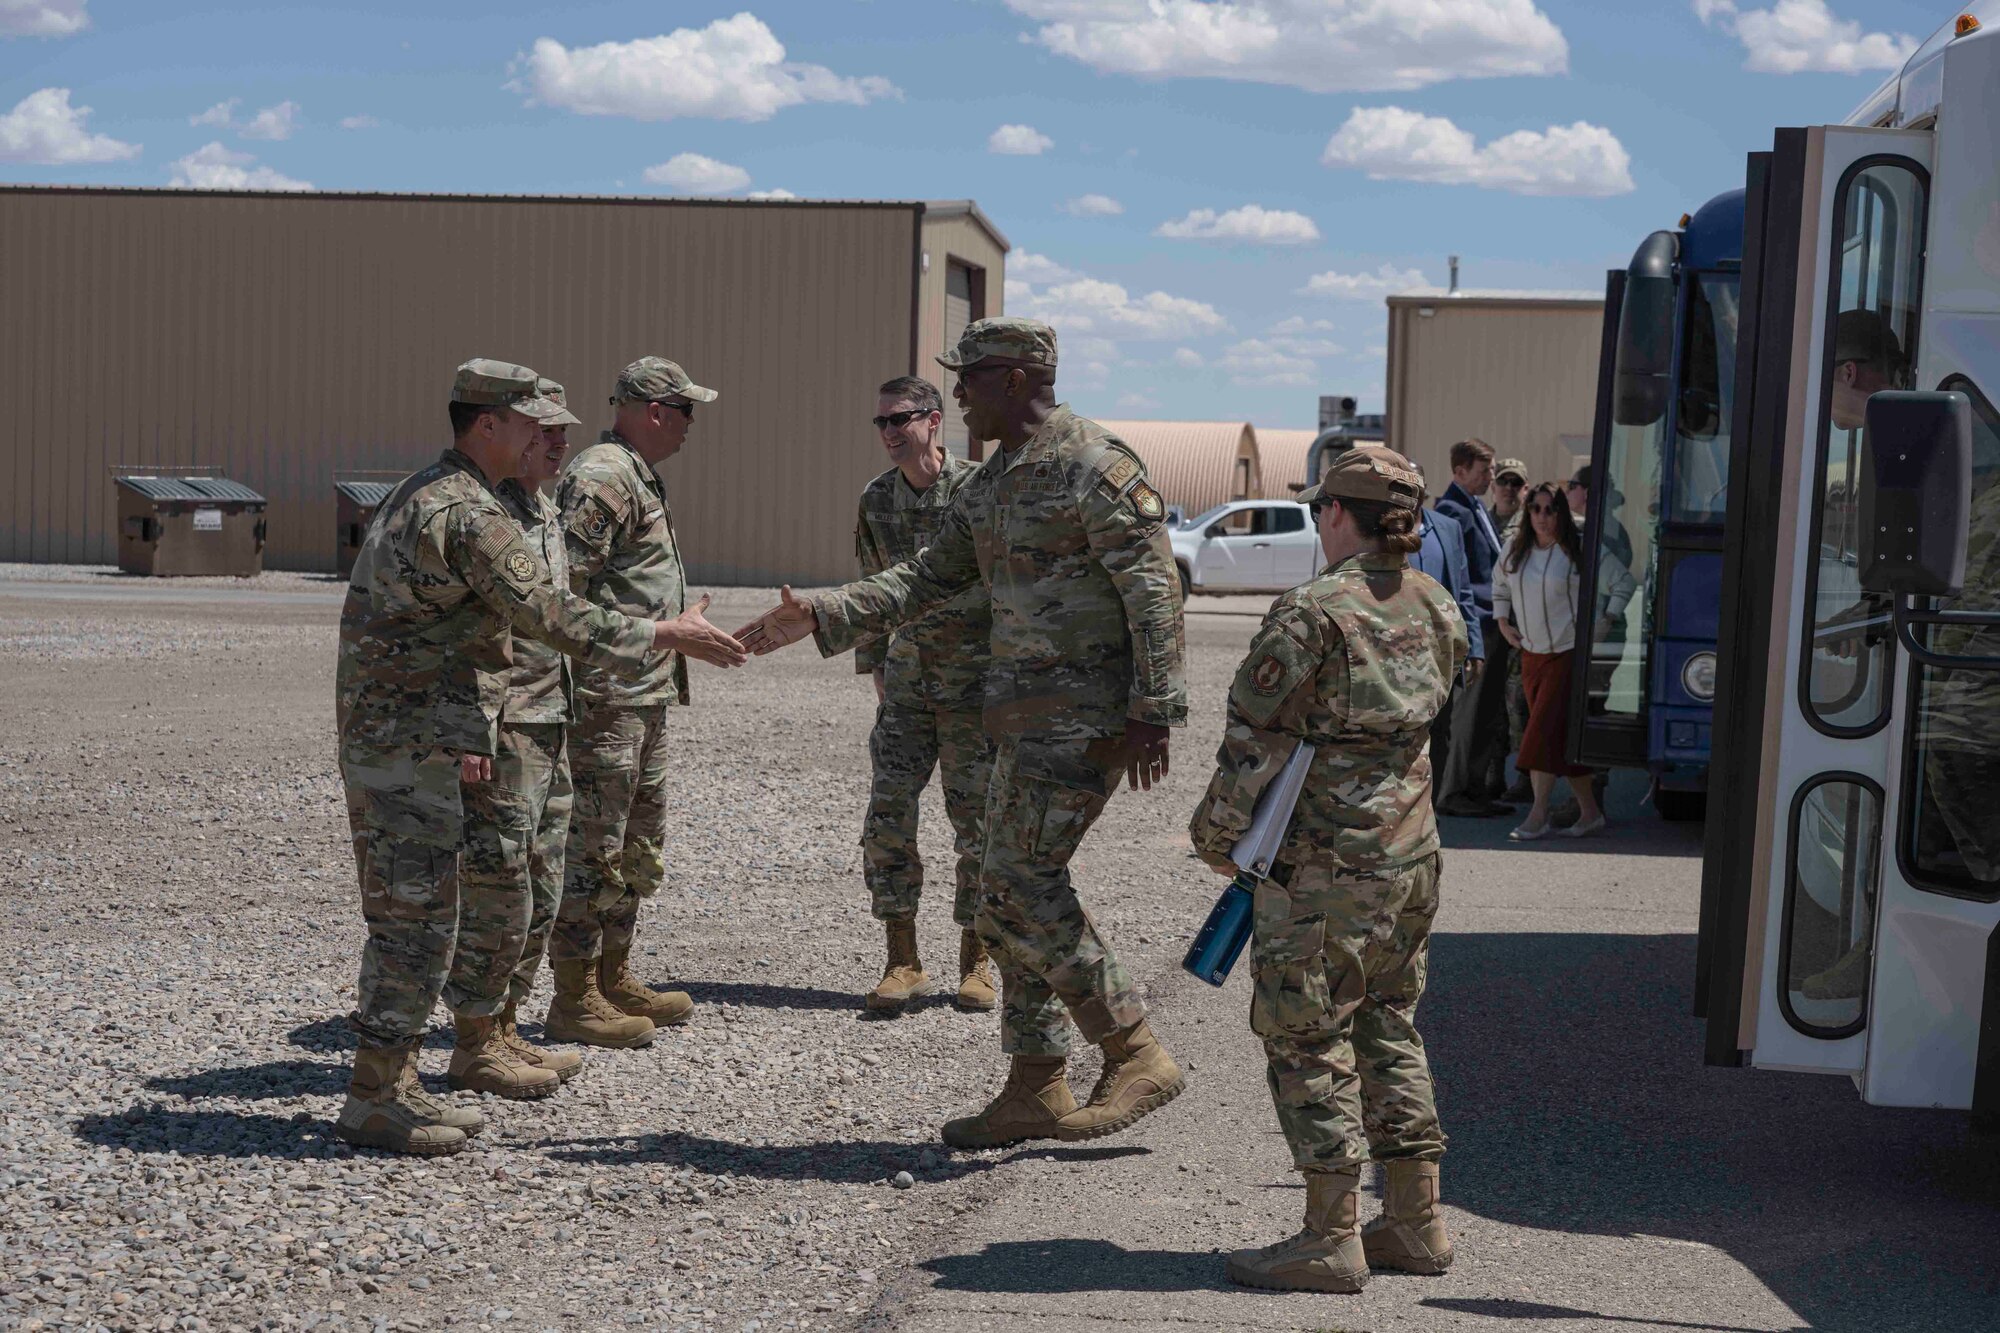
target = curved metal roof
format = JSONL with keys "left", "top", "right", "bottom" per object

{"left": 1256, "top": 428, "right": 1318, "bottom": 498}
{"left": 1097, "top": 419, "right": 1258, "bottom": 516}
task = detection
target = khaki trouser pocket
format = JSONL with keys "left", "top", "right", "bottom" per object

{"left": 1250, "top": 913, "right": 1332, "bottom": 1041}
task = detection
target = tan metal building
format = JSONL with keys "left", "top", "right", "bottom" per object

{"left": 1383, "top": 287, "right": 1604, "bottom": 491}
{"left": 1255, "top": 428, "right": 1318, "bottom": 498}
{"left": 1095, "top": 420, "right": 1259, "bottom": 520}
{"left": 0, "top": 187, "right": 1007, "bottom": 582}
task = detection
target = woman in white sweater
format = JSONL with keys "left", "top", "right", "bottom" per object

{"left": 1494, "top": 484, "right": 1606, "bottom": 839}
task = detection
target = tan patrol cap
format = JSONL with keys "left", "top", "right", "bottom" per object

{"left": 452, "top": 358, "right": 566, "bottom": 421}
{"left": 937, "top": 317, "right": 1058, "bottom": 370}
{"left": 612, "top": 356, "right": 718, "bottom": 405}
{"left": 1298, "top": 444, "right": 1425, "bottom": 511}
{"left": 1495, "top": 456, "right": 1528, "bottom": 483}
{"left": 533, "top": 377, "right": 581, "bottom": 428}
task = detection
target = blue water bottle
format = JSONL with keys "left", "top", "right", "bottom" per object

{"left": 1182, "top": 874, "right": 1256, "bottom": 987}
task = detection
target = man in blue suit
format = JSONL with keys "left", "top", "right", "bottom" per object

{"left": 1430, "top": 438, "right": 1510, "bottom": 817}
{"left": 1410, "top": 470, "right": 1483, "bottom": 788}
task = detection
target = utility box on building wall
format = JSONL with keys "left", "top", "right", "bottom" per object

{"left": 112, "top": 467, "right": 268, "bottom": 577}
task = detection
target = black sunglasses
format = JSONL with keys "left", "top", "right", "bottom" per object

{"left": 872, "top": 408, "right": 935, "bottom": 430}
{"left": 611, "top": 395, "right": 695, "bottom": 418}
{"left": 1529, "top": 502, "right": 1560, "bottom": 515}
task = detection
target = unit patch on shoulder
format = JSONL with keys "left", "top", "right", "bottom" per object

{"left": 1130, "top": 481, "right": 1165, "bottom": 522}
{"left": 1101, "top": 454, "right": 1141, "bottom": 493}
{"left": 1250, "top": 654, "right": 1288, "bottom": 695}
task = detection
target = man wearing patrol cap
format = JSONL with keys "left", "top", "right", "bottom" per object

{"left": 546, "top": 356, "right": 726, "bottom": 1046}
{"left": 333, "top": 360, "right": 747, "bottom": 1157}
{"left": 1489, "top": 457, "right": 1528, "bottom": 544}
{"left": 737, "top": 316, "right": 1191, "bottom": 1149}
{"left": 1830, "top": 308, "right": 1910, "bottom": 431}
{"left": 1191, "top": 444, "right": 1466, "bottom": 1293}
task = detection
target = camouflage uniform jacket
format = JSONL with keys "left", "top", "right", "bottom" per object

{"left": 496, "top": 478, "right": 572, "bottom": 724}
{"left": 812, "top": 405, "right": 1187, "bottom": 740}
{"left": 336, "top": 450, "right": 653, "bottom": 756}
{"left": 852, "top": 454, "right": 991, "bottom": 712}
{"left": 1190, "top": 552, "right": 1467, "bottom": 871}
{"left": 559, "top": 430, "right": 689, "bottom": 708}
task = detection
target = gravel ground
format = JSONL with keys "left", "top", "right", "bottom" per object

{"left": 3, "top": 567, "right": 1993, "bottom": 1333}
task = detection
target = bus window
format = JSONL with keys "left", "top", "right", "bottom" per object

{"left": 1900, "top": 376, "right": 2000, "bottom": 900}
{"left": 1801, "top": 161, "right": 1925, "bottom": 735}
{"left": 1781, "top": 776, "right": 1882, "bottom": 1035}
{"left": 1586, "top": 348, "right": 1662, "bottom": 727}
{"left": 1668, "top": 274, "right": 1738, "bottom": 525}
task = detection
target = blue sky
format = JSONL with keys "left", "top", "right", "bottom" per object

{"left": 0, "top": 0, "right": 1954, "bottom": 426}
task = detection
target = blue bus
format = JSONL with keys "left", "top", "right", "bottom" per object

{"left": 1571, "top": 190, "right": 1745, "bottom": 821}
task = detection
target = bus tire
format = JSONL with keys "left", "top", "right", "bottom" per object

{"left": 1656, "top": 789, "right": 1707, "bottom": 823}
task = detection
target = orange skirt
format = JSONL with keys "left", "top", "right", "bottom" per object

{"left": 1518, "top": 649, "right": 1592, "bottom": 777}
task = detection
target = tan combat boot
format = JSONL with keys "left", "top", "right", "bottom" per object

{"left": 545, "top": 958, "right": 656, "bottom": 1048}
{"left": 1362, "top": 1159, "right": 1453, "bottom": 1274}
{"left": 499, "top": 1001, "right": 583, "bottom": 1084}
{"left": 955, "top": 929, "right": 997, "bottom": 1012}
{"left": 334, "top": 1042, "right": 469, "bottom": 1157}
{"left": 448, "top": 1014, "right": 561, "bottom": 1100}
{"left": 866, "top": 919, "right": 935, "bottom": 1012}
{"left": 1055, "top": 1019, "right": 1185, "bottom": 1140}
{"left": 601, "top": 949, "right": 695, "bottom": 1027}
{"left": 1227, "top": 1168, "right": 1369, "bottom": 1293}
{"left": 940, "top": 1056, "right": 1077, "bottom": 1148}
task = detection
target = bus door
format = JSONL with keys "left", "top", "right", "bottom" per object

{"left": 1700, "top": 125, "right": 1933, "bottom": 1081}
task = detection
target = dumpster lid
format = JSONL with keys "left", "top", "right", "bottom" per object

{"left": 115, "top": 475, "right": 267, "bottom": 504}
{"left": 333, "top": 480, "right": 397, "bottom": 507}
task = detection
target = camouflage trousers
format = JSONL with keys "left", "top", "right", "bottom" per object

{"left": 339, "top": 741, "right": 532, "bottom": 1048}
{"left": 862, "top": 702, "right": 992, "bottom": 925}
{"left": 455, "top": 723, "right": 573, "bottom": 1007}
{"left": 1251, "top": 852, "right": 1446, "bottom": 1172}
{"left": 973, "top": 734, "right": 1146, "bottom": 1057}
{"left": 552, "top": 703, "right": 670, "bottom": 964}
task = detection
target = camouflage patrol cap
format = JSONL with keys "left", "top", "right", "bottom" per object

{"left": 452, "top": 359, "right": 566, "bottom": 421}
{"left": 1298, "top": 444, "right": 1425, "bottom": 511}
{"left": 1495, "top": 457, "right": 1529, "bottom": 483}
{"left": 533, "top": 377, "right": 581, "bottom": 428}
{"left": 936, "top": 317, "right": 1058, "bottom": 371}
{"left": 612, "top": 356, "right": 718, "bottom": 405}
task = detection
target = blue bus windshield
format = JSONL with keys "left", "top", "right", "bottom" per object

{"left": 1668, "top": 273, "right": 1739, "bottom": 525}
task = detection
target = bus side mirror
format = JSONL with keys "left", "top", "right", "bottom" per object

{"left": 1612, "top": 232, "right": 1678, "bottom": 427}
{"left": 1858, "top": 390, "right": 1971, "bottom": 597}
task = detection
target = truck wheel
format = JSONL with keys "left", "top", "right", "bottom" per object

{"left": 1177, "top": 564, "right": 1192, "bottom": 599}
{"left": 1656, "top": 789, "right": 1707, "bottom": 823}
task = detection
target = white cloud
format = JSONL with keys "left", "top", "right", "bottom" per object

{"left": 1170, "top": 347, "right": 1205, "bottom": 369}
{"left": 241, "top": 100, "right": 300, "bottom": 141}
{"left": 989, "top": 123, "right": 1053, "bottom": 155}
{"left": 1299, "top": 263, "right": 1429, "bottom": 300}
{"left": 746, "top": 187, "right": 798, "bottom": 200}
{"left": 516, "top": 13, "right": 897, "bottom": 123}
{"left": 1321, "top": 106, "right": 1634, "bottom": 197}
{"left": 1263, "top": 319, "right": 1344, "bottom": 357}
{"left": 1059, "top": 192, "right": 1124, "bottom": 216}
{"left": 1695, "top": 1, "right": 1917, "bottom": 74}
{"left": 1010, "top": 250, "right": 1079, "bottom": 284}
{"left": 0, "top": 87, "right": 138, "bottom": 164}
{"left": 1004, "top": 0, "right": 1567, "bottom": 93}
{"left": 0, "top": 0, "right": 89, "bottom": 37}
{"left": 168, "top": 142, "right": 312, "bottom": 190}
{"left": 339, "top": 115, "right": 381, "bottom": 130}
{"left": 1019, "top": 276, "right": 1229, "bottom": 340}
{"left": 1116, "top": 390, "right": 1161, "bottom": 410}
{"left": 1155, "top": 203, "right": 1319, "bottom": 245}
{"left": 1219, "top": 338, "right": 1317, "bottom": 386}
{"left": 191, "top": 98, "right": 239, "bottom": 128}
{"left": 642, "top": 152, "right": 752, "bottom": 195}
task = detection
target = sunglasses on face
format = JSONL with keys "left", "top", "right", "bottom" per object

{"left": 1529, "top": 502, "right": 1560, "bottom": 515}
{"left": 1495, "top": 477, "right": 1524, "bottom": 488}
{"left": 872, "top": 408, "right": 934, "bottom": 431}
{"left": 656, "top": 399, "right": 694, "bottom": 420}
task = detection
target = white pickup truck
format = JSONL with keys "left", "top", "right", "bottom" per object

{"left": 1169, "top": 500, "right": 1321, "bottom": 596}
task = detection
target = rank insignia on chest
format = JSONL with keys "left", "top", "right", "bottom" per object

{"left": 1130, "top": 481, "right": 1165, "bottom": 521}
{"left": 1250, "top": 654, "right": 1287, "bottom": 695}
{"left": 505, "top": 549, "right": 537, "bottom": 585}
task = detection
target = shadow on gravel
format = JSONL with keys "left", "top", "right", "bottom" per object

{"left": 286, "top": 1016, "right": 453, "bottom": 1052}
{"left": 679, "top": 979, "right": 866, "bottom": 1011}
{"left": 74, "top": 1107, "right": 340, "bottom": 1158}
{"left": 918, "top": 1239, "right": 1227, "bottom": 1293}
{"left": 1420, "top": 1298, "right": 1791, "bottom": 1332}
{"left": 538, "top": 1130, "right": 1142, "bottom": 1184}
{"left": 146, "top": 1059, "right": 348, "bottom": 1100}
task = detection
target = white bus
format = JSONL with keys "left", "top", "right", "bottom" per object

{"left": 1698, "top": 4, "right": 2000, "bottom": 1128}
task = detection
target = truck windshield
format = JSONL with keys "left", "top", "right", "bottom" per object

{"left": 1669, "top": 273, "right": 1739, "bottom": 525}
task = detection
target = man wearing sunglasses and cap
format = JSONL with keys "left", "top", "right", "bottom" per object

{"left": 851, "top": 376, "right": 998, "bottom": 1017}
{"left": 547, "top": 357, "right": 739, "bottom": 1048}
{"left": 1191, "top": 445, "right": 1466, "bottom": 1293}
{"left": 736, "top": 317, "right": 1190, "bottom": 1150}
{"left": 334, "top": 360, "right": 744, "bottom": 1157}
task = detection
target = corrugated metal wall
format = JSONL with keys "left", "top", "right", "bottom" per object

{"left": 1, "top": 188, "right": 935, "bottom": 584}
{"left": 1095, "top": 420, "right": 1259, "bottom": 517}
{"left": 1256, "top": 428, "right": 1317, "bottom": 497}
{"left": 1385, "top": 296, "right": 1603, "bottom": 491}
{"left": 916, "top": 208, "right": 1007, "bottom": 458}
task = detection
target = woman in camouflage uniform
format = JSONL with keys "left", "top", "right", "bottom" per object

{"left": 1191, "top": 445, "right": 1467, "bottom": 1293}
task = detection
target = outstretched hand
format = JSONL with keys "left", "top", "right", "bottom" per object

{"left": 654, "top": 593, "right": 748, "bottom": 668}
{"left": 734, "top": 585, "right": 817, "bottom": 656}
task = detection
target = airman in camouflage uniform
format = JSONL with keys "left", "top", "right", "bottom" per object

{"left": 1190, "top": 446, "right": 1466, "bottom": 1293}
{"left": 737, "top": 318, "right": 1189, "bottom": 1150}
{"left": 334, "top": 360, "right": 674, "bottom": 1157}
{"left": 853, "top": 375, "right": 996, "bottom": 1014}
{"left": 546, "top": 356, "right": 717, "bottom": 1045}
